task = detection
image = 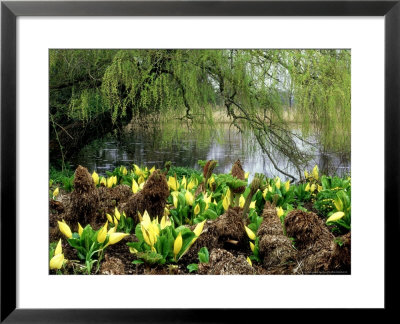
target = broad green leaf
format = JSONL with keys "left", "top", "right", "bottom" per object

{"left": 187, "top": 264, "right": 199, "bottom": 273}
{"left": 198, "top": 247, "right": 209, "bottom": 263}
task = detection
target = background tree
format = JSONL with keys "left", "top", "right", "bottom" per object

{"left": 50, "top": 49, "right": 350, "bottom": 180}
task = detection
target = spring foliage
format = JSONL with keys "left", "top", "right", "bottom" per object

{"left": 50, "top": 49, "right": 350, "bottom": 178}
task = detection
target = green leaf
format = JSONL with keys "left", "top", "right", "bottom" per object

{"left": 126, "top": 241, "right": 143, "bottom": 251}
{"left": 187, "top": 263, "right": 199, "bottom": 272}
{"left": 194, "top": 216, "right": 206, "bottom": 224}
{"left": 248, "top": 223, "right": 257, "bottom": 233}
{"left": 178, "top": 192, "right": 186, "bottom": 208}
{"left": 172, "top": 213, "right": 181, "bottom": 226}
{"left": 132, "top": 259, "right": 144, "bottom": 265}
{"left": 204, "top": 209, "right": 218, "bottom": 220}
{"left": 136, "top": 251, "right": 164, "bottom": 265}
{"left": 198, "top": 247, "right": 209, "bottom": 263}
{"left": 135, "top": 224, "right": 144, "bottom": 242}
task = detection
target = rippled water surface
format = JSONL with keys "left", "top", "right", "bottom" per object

{"left": 71, "top": 120, "right": 350, "bottom": 180}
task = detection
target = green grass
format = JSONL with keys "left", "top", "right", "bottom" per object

{"left": 167, "top": 166, "right": 201, "bottom": 179}
{"left": 49, "top": 165, "right": 75, "bottom": 192}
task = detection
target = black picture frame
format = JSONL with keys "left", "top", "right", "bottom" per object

{"left": 1, "top": 0, "right": 398, "bottom": 322}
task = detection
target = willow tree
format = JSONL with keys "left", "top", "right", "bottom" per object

{"left": 50, "top": 49, "right": 350, "bottom": 179}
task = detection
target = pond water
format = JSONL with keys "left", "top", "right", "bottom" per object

{"left": 71, "top": 120, "right": 351, "bottom": 181}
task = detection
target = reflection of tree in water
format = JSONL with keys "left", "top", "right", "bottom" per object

{"left": 318, "top": 151, "right": 351, "bottom": 177}
{"left": 71, "top": 121, "right": 350, "bottom": 179}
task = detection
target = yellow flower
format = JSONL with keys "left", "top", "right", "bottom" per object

{"left": 132, "top": 178, "right": 139, "bottom": 193}
{"left": 168, "top": 176, "right": 179, "bottom": 191}
{"left": 305, "top": 183, "right": 310, "bottom": 192}
{"left": 193, "top": 219, "right": 206, "bottom": 237}
{"left": 148, "top": 229, "right": 158, "bottom": 246}
{"left": 141, "top": 226, "right": 152, "bottom": 246}
{"left": 249, "top": 201, "right": 256, "bottom": 209}
{"left": 174, "top": 232, "right": 183, "bottom": 258}
{"left": 239, "top": 195, "right": 245, "bottom": 208}
{"left": 138, "top": 176, "right": 145, "bottom": 185}
{"left": 173, "top": 195, "right": 178, "bottom": 208}
{"left": 326, "top": 211, "right": 345, "bottom": 223}
{"left": 203, "top": 192, "right": 212, "bottom": 204}
{"left": 114, "top": 217, "right": 119, "bottom": 229}
{"left": 100, "top": 177, "right": 106, "bottom": 186}
{"left": 97, "top": 221, "right": 108, "bottom": 243}
{"left": 203, "top": 192, "right": 211, "bottom": 210}
{"left": 150, "top": 220, "right": 160, "bottom": 237}
{"left": 334, "top": 198, "right": 344, "bottom": 211}
{"left": 92, "top": 171, "right": 99, "bottom": 185}
{"left": 246, "top": 257, "right": 252, "bottom": 267}
{"left": 318, "top": 185, "right": 323, "bottom": 192}
{"left": 284, "top": 180, "right": 290, "bottom": 192}
{"left": 78, "top": 223, "right": 84, "bottom": 236}
{"left": 245, "top": 172, "right": 249, "bottom": 180}
{"left": 222, "top": 194, "right": 230, "bottom": 211}
{"left": 141, "top": 210, "right": 151, "bottom": 227}
{"left": 114, "top": 208, "right": 121, "bottom": 221}
{"left": 310, "top": 184, "right": 316, "bottom": 192}
{"left": 55, "top": 238, "right": 62, "bottom": 255}
{"left": 207, "top": 176, "right": 215, "bottom": 189}
{"left": 244, "top": 226, "right": 256, "bottom": 240}
{"left": 275, "top": 177, "right": 281, "bottom": 189}
{"left": 150, "top": 166, "right": 156, "bottom": 174}
{"left": 194, "top": 204, "right": 200, "bottom": 215}
{"left": 164, "top": 207, "right": 170, "bottom": 216}
{"left": 276, "top": 207, "right": 284, "bottom": 218}
{"left": 133, "top": 164, "right": 143, "bottom": 176}
{"left": 304, "top": 170, "right": 309, "bottom": 179}
{"left": 213, "top": 199, "right": 218, "bottom": 205}
{"left": 50, "top": 253, "right": 64, "bottom": 270}
{"left": 249, "top": 241, "right": 255, "bottom": 252}
{"left": 262, "top": 188, "right": 268, "bottom": 199}
{"left": 106, "top": 213, "right": 113, "bottom": 223}
{"left": 181, "top": 176, "right": 187, "bottom": 190}
{"left": 160, "top": 215, "right": 171, "bottom": 229}
{"left": 58, "top": 220, "right": 72, "bottom": 239}
{"left": 312, "top": 165, "right": 319, "bottom": 180}
{"left": 185, "top": 191, "right": 194, "bottom": 206}
{"left": 121, "top": 166, "right": 128, "bottom": 176}
{"left": 187, "top": 179, "right": 196, "bottom": 191}
{"left": 113, "top": 176, "right": 117, "bottom": 186}
{"left": 139, "top": 182, "right": 145, "bottom": 190}
{"left": 108, "top": 226, "right": 116, "bottom": 235}
{"left": 129, "top": 247, "right": 138, "bottom": 254}
{"left": 52, "top": 187, "right": 59, "bottom": 199}
{"left": 107, "top": 177, "right": 113, "bottom": 188}
{"left": 108, "top": 233, "right": 129, "bottom": 245}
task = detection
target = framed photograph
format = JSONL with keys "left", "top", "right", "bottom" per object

{"left": 1, "top": 0, "right": 398, "bottom": 321}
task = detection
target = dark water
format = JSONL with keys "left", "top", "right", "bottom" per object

{"left": 71, "top": 121, "right": 350, "bottom": 181}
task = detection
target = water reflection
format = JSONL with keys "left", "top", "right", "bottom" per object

{"left": 71, "top": 121, "right": 350, "bottom": 180}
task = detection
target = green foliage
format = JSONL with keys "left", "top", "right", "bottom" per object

{"left": 64, "top": 222, "right": 129, "bottom": 275}
{"left": 216, "top": 174, "right": 248, "bottom": 190}
{"left": 49, "top": 241, "right": 57, "bottom": 260}
{"left": 127, "top": 222, "right": 197, "bottom": 265}
{"left": 187, "top": 263, "right": 199, "bottom": 273}
{"left": 249, "top": 237, "right": 261, "bottom": 264}
{"left": 187, "top": 247, "right": 210, "bottom": 273}
{"left": 49, "top": 165, "right": 75, "bottom": 192}
{"left": 288, "top": 50, "right": 351, "bottom": 152}
{"left": 167, "top": 166, "right": 201, "bottom": 180}
{"left": 50, "top": 49, "right": 351, "bottom": 179}
{"left": 326, "top": 189, "right": 351, "bottom": 234}
{"left": 108, "top": 208, "right": 134, "bottom": 234}
{"left": 198, "top": 247, "right": 210, "bottom": 264}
